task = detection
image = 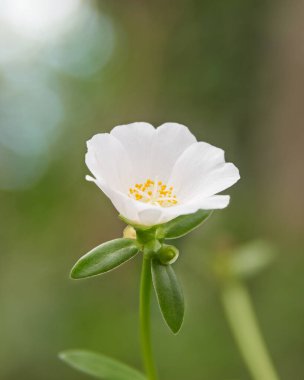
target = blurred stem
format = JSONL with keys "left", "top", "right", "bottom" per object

{"left": 140, "top": 256, "right": 158, "bottom": 380}
{"left": 221, "top": 279, "right": 280, "bottom": 380}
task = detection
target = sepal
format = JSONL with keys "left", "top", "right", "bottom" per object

{"left": 123, "top": 225, "right": 137, "bottom": 240}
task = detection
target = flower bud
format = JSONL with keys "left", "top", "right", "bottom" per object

{"left": 157, "top": 244, "right": 179, "bottom": 265}
{"left": 123, "top": 225, "right": 137, "bottom": 240}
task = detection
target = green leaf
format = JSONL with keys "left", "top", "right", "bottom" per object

{"left": 151, "top": 259, "right": 184, "bottom": 334}
{"left": 156, "top": 210, "right": 212, "bottom": 240}
{"left": 71, "top": 238, "right": 140, "bottom": 279}
{"left": 59, "top": 350, "right": 146, "bottom": 380}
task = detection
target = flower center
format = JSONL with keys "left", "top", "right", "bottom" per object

{"left": 128, "top": 178, "right": 178, "bottom": 207}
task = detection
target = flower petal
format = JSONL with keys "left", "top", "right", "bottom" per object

{"left": 87, "top": 175, "right": 163, "bottom": 225}
{"left": 169, "top": 142, "right": 239, "bottom": 199}
{"left": 138, "top": 194, "right": 230, "bottom": 226}
{"left": 192, "top": 194, "right": 230, "bottom": 209}
{"left": 111, "top": 122, "right": 197, "bottom": 184}
{"left": 110, "top": 122, "right": 156, "bottom": 183}
{"left": 149, "top": 123, "right": 197, "bottom": 182}
{"left": 88, "top": 173, "right": 231, "bottom": 226}
{"left": 85, "top": 133, "right": 133, "bottom": 192}
{"left": 171, "top": 195, "right": 230, "bottom": 216}
{"left": 85, "top": 124, "right": 240, "bottom": 226}
{"left": 87, "top": 176, "right": 137, "bottom": 220}
{"left": 137, "top": 208, "right": 164, "bottom": 225}
{"left": 153, "top": 195, "right": 231, "bottom": 224}
{"left": 194, "top": 163, "right": 240, "bottom": 198}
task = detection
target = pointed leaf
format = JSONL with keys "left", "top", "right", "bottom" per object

{"left": 151, "top": 260, "right": 184, "bottom": 334}
{"left": 71, "top": 239, "right": 139, "bottom": 279}
{"left": 156, "top": 210, "right": 212, "bottom": 240}
{"left": 59, "top": 350, "right": 146, "bottom": 380}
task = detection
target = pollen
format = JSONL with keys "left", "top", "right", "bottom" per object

{"left": 128, "top": 178, "right": 179, "bottom": 207}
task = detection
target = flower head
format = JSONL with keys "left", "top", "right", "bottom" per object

{"left": 85, "top": 122, "right": 240, "bottom": 226}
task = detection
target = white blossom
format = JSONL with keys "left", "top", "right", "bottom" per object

{"left": 85, "top": 122, "right": 240, "bottom": 226}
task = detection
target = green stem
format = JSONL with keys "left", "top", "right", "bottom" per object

{"left": 221, "top": 279, "right": 280, "bottom": 380}
{"left": 140, "top": 256, "right": 158, "bottom": 380}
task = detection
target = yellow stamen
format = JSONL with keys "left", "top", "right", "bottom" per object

{"left": 128, "top": 178, "right": 179, "bottom": 207}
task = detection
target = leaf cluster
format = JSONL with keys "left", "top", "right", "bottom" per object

{"left": 71, "top": 210, "right": 211, "bottom": 333}
{"left": 62, "top": 210, "right": 211, "bottom": 379}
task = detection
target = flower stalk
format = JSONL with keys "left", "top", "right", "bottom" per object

{"left": 60, "top": 121, "right": 240, "bottom": 379}
{"left": 139, "top": 255, "right": 158, "bottom": 380}
{"left": 220, "top": 278, "right": 280, "bottom": 380}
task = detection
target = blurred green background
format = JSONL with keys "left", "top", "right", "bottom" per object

{"left": 1, "top": 0, "right": 303, "bottom": 379}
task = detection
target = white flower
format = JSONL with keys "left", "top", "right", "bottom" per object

{"left": 85, "top": 122, "right": 240, "bottom": 226}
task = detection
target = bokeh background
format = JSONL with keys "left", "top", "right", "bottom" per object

{"left": 1, "top": 0, "right": 303, "bottom": 379}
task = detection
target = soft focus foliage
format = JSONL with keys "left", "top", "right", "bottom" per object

{"left": 1, "top": 1, "right": 304, "bottom": 379}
